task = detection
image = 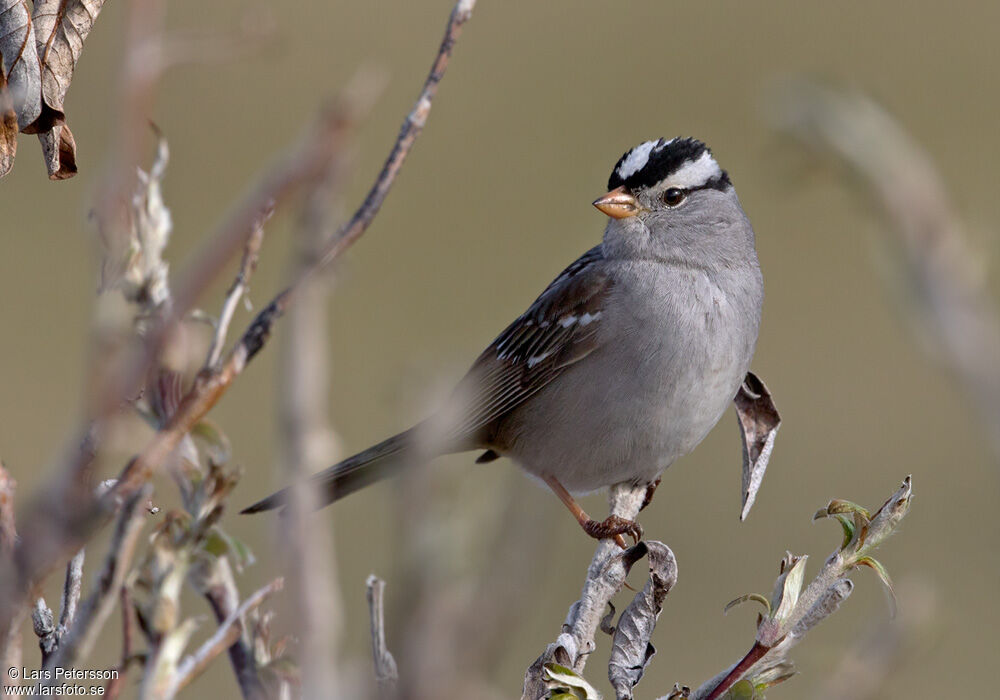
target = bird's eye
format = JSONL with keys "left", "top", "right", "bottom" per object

{"left": 662, "top": 188, "right": 686, "bottom": 207}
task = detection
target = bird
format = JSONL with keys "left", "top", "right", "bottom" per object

{"left": 243, "top": 137, "right": 764, "bottom": 545}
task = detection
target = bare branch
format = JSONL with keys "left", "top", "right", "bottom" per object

{"left": 58, "top": 548, "right": 85, "bottom": 632}
{"left": 31, "top": 598, "right": 58, "bottom": 664}
{"left": 310, "top": 0, "right": 478, "bottom": 274}
{"left": 522, "top": 482, "right": 647, "bottom": 699}
{"left": 49, "top": 486, "right": 150, "bottom": 669}
{"left": 102, "top": 586, "right": 139, "bottom": 700}
{"left": 0, "top": 462, "right": 23, "bottom": 687}
{"left": 772, "top": 80, "right": 1000, "bottom": 459}
{"left": 367, "top": 575, "right": 398, "bottom": 695}
{"left": 170, "top": 577, "right": 284, "bottom": 696}
{"left": 191, "top": 556, "right": 268, "bottom": 700}
{"left": 205, "top": 203, "right": 273, "bottom": 369}
{"left": 0, "top": 462, "right": 15, "bottom": 559}
{"left": 278, "top": 162, "right": 346, "bottom": 700}
{"left": 108, "top": 0, "right": 478, "bottom": 509}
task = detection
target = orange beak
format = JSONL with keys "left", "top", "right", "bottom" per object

{"left": 592, "top": 186, "right": 640, "bottom": 219}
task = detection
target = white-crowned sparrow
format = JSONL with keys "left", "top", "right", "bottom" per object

{"left": 244, "top": 137, "right": 764, "bottom": 544}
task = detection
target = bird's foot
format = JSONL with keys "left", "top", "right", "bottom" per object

{"left": 581, "top": 515, "right": 643, "bottom": 548}
{"left": 640, "top": 477, "right": 662, "bottom": 512}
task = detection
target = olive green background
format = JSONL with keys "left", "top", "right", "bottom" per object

{"left": 1, "top": 1, "right": 998, "bottom": 697}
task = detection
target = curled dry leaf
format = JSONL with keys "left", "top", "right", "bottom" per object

{"left": 608, "top": 541, "right": 678, "bottom": 700}
{"left": 26, "top": 0, "right": 106, "bottom": 178}
{"left": 0, "top": 0, "right": 42, "bottom": 129}
{"left": 30, "top": 0, "right": 106, "bottom": 128}
{"left": 37, "top": 120, "right": 75, "bottom": 178}
{"left": 0, "top": 71, "right": 17, "bottom": 178}
{"left": 734, "top": 372, "right": 780, "bottom": 521}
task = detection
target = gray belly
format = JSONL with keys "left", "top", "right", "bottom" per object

{"left": 495, "top": 261, "right": 760, "bottom": 493}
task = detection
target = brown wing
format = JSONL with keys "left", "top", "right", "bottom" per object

{"left": 446, "top": 245, "right": 613, "bottom": 444}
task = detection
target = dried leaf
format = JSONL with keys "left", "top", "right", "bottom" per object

{"left": 30, "top": 0, "right": 106, "bottom": 126}
{"left": 0, "top": 0, "right": 42, "bottom": 129}
{"left": 734, "top": 372, "right": 780, "bottom": 520}
{"left": 105, "top": 132, "right": 172, "bottom": 303}
{"left": 36, "top": 120, "right": 75, "bottom": 179}
{"left": 608, "top": 541, "right": 678, "bottom": 700}
{"left": 0, "top": 70, "right": 16, "bottom": 178}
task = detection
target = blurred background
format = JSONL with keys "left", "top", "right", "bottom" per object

{"left": 1, "top": 0, "right": 998, "bottom": 697}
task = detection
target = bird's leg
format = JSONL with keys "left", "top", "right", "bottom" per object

{"left": 640, "top": 477, "right": 662, "bottom": 512}
{"left": 543, "top": 475, "right": 643, "bottom": 549}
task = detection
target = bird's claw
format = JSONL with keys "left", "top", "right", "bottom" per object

{"left": 582, "top": 515, "right": 643, "bottom": 548}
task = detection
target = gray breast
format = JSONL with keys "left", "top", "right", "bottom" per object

{"left": 497, "top": 259, "right": 762, "bottom": 493}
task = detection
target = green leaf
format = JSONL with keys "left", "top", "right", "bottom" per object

{"left": 724, "top": 593, "right": 771, "bottom": 617}
{"left": 201, "top": 526, "right": 255, "bottom": 570}
{"left": 723, "top": 679, "right": 758, "bottom": 699}
{"left": 855, "top": 556, "right": 897, "bottom": 617}
{"left": 543, "top": 663, "right": 602, "bottom": 699}
{"left": 192, "top": 420, "right": 232, "bottom": 466}
{"left": 769, "top": 553, "right": 807, "bottom": 625}
{"left": 821, "top": 499, "right": 871, "bottom": 520}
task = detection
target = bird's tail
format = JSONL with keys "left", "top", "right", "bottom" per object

{"left": 240, "top": 428, "right": 417, "bottom": 514}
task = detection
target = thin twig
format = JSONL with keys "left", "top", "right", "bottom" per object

{"left": 47, "top": 486, "right": 150, "bottom": 670}
{"left": 0, "top": 0, "right": 477, "bottom": 655}
{"left": 366, "top": 575, "right": 398, "bottom": 695}
{"left": 102, "top": 586, "right": 139, "bottom": 700}
{"left": 58, "top": 548, "right": 86, "bottom": 633}
{"left": 31, "top": 598, "right": 58, "bottom": 664}
{"left": 169, "top": 578, "right": 284, "bottom": 696}
{"left": 194, "top": 556, "right": 267, "bottom": 700}
{"left": 108, "top": 0, "right": 478, "bottom": 507}
{"left": 0, "top": 462, "right": 21, "bottom": 684}
{"left": 0, "top": 462, "right": 15, "bottom": 553}
{"left": 205, "top": 203, "right": 273, "bottom": 369}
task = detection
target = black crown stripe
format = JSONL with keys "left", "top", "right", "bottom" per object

{"left": 607, "top": 137, "right": 730, "bottom": 192}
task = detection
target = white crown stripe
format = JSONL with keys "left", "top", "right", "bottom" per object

{"left": 665, "top": 151, "right": 722, "bottom": 189}
{"left": 615, "top": 140, "right": 660, "bottom": 181}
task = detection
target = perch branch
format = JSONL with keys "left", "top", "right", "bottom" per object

{"left": 522, "top": 482, "right": 647, "bottom": 699}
